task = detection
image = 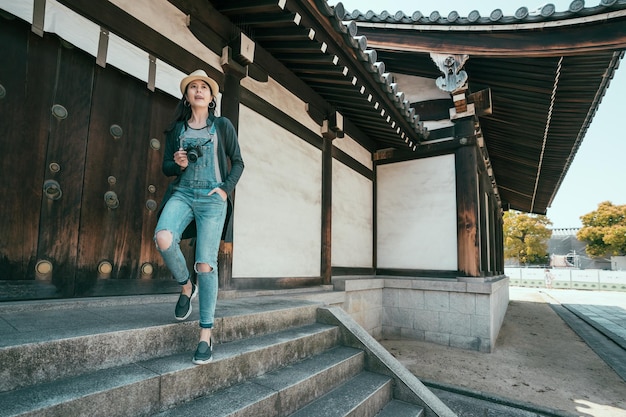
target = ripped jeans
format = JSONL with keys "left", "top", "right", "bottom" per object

{"left": 155, "top": 184, "right": 227, "bottom": 328}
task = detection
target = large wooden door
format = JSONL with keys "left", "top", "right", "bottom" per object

{"left": 75, "top": 67, "right": 184, "bottom": 297}
{"left": 0, "top": 17, "right": 189, "bottom": 301}
{"left": 0, "top": 16, "right": 47, "bottom": 299}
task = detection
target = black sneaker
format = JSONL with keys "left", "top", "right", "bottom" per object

{"left": 192, "top": 340, "right": 213, "bottom": 365}
{"left": 174, "top": 282, "right": 197, "bottom": 321}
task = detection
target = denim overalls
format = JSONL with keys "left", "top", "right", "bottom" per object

{"left": 155, "top": 123, "right": 226, "bottom": 329}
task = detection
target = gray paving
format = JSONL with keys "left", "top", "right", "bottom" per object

{"left": 562, "top": 304, "right": 626, "bottom": 350}
{"left": 539, "top": 288, "right": 626, "bottom": 382}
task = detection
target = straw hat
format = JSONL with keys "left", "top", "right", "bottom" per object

{"left": 179, "top": 69, "right": 219, "bottom": 96}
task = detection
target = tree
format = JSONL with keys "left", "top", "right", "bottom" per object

{"left": 503, "top": 211, "right": 552, "bottom": 265}
{"left": 577, "top": 201, "right": 626, "bottom": 257}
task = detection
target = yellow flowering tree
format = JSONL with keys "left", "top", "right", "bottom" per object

{"left": 503, "top": 211, "right": 552, "bottom": 265}
{"left": 577, "top": 201, "right": 626, "bottom": 257}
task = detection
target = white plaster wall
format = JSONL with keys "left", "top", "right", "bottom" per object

{"left": 332, "top": 160, "right": 373, "bottom": 268}
{"left": 377, "top": 155, "right": 457, "bottom": 270}
{"left": 233, "top": 106, "right": 322, "bottom": 277}
{"left": 333, "top": 135, "right": 373, "bottom": 170}
{"left": 393, "top": 73, "right": 449, "bottom": 103}
{"left": 109, "top": 0, "right": 223, "bottom": 72}
{"left": 241, "top": 77, "right": 321, "bottom": 134}
{"left": 393, "top": 74, "right": 454, "bottom": 136}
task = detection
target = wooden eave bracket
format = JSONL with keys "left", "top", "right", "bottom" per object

{"left": 321, "top": 111, "right": 344, "bottom": 139}
{"left": 221, "top": 46, "right": 248, "bottom": 79}
{"left": 217, "top": 26, "right": 255, "bottom": 78}
{"left": 187, "top": 14, "right": 268, "bottom": 84}
{"left": 306, "top": 103, "right": 325, "bottom": 126}
{"left": 450, "top": 88, "right": 493, "bottom": 119}
{"left": 450, "top": 88, "right": 471, "bottom": 119}
{"left": 429, "top": 53, "right": 492, "bottom": 120}
{"left": 307, "top": 105, "right": 344, "bottom": 140}
{"left": 469, "top": 88, "right": 492, "bottom": 117}
{"left": 233, "top": 32, "right": 255, "bottom": 66}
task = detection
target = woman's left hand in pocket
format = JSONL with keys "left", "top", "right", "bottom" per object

{"left": 209, "top": 187, "right": 227, "bottom": 201}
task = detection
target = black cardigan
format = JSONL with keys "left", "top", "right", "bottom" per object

{"left": 158, "top": 114, "right": 245, "bottom": 241}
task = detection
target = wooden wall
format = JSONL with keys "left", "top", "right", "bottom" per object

{"left": 0, "top": 17, "right": 190, "bottom": 301}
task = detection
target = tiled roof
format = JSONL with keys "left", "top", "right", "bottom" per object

{"left": 343, "top": 0, "right": 626, "bottom": 25}
{"left": 551, "top": 228, "right": 581, "bottom": 236}
{"left": 197, "top": 0, "right": 431, "bottom": 151}
{"left": 336, "top": 0, "right": 626, "bottom": 214}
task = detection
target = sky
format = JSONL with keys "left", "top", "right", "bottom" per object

{"left": 333, "top": 0, "right": 626, "bottom": 229}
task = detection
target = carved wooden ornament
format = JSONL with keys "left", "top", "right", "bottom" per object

{"left": 430, "top": 53, "right": 469, "bottom": 93}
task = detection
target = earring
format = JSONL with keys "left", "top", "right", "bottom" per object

{"left": 208, "top": 100, "right": 216, "bottom": 109}
{"left": 183, "top": 99, "right": 190, "bottom": 107}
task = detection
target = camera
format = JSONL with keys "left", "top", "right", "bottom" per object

{"left": 183, "top": 145, "right": 202, "bottom": 163}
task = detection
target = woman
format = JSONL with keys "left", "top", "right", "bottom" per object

{"left": 544, "top": 268, "right": 554, "bottom": 289}
{"left": 155, "top": 69, "right": 244, "bottom": 365}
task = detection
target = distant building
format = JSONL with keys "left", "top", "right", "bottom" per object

{"left": 548, "top": 228, "right": 611, "bottom": 270}
{"left": 612, "top": 256, "right": 626, "bottom": 271}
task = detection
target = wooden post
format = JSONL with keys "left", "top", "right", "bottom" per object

{"left": 219, "top": 46, "right": 247, "bottom": 289}
{"left": 320, "top": 112, "right": 342, "bottom": 285}
{"left": 455, "top": 142, "right": 481, "bottom": 277}
{"left": 321, "top": 135, "right": 332, "bottom": 285}
{"left": 479, "top": 172, "right": 489, "bottom": 274}
{"left": 495, "top": 210, "right": 505, "bottom": 274}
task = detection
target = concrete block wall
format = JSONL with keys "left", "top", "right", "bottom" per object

{"left": 332, "top": 276, "right": 510, "bottom": 353}
{"left": 332, "top": 277, "right": 384, "bottom": 339}
{"left": 488, "top": 278, "right": 510, "bottom": 345}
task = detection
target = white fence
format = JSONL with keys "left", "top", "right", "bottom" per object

{"left": 505, "top": 268, "right": 626, "bottom": 291}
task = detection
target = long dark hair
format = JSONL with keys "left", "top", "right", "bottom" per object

{"left": 164, "top": 86, "right": 217, "bottom": 133}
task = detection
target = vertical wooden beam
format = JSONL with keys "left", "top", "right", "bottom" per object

{"left": 478, "top": 174, "right": 489, "bottom": 274}
{"left": 96, "top": 28, "right": 109, "bottom": 68}
{"left": 32, "top": 0, "right": 45, "bottom": 36}
{"left": 219, "top": 47, "right": 246, "bottom": 289}
{"left": 320, "top": 135, "right": 332, "bottom": 285}
{"left": 372, "top": 165, "right": 378, "bottom": 272}
{"left": 147, "top": 54, "right": 156, "bottom": 92}
{"left": 455, "top": 143, "right": 481, "bottom": 277}
{"left": 495, "top": 210, "right": 505, "bottom": 274}
{"left": 488, "top": 195, "right": 498, "bottom": 275}
{"left": 319, "top": 111, "right": 342, "bottom": 284}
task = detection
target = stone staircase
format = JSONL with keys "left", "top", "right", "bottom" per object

{"left": 0, "top": 292, "right": 455, "bottom": 417}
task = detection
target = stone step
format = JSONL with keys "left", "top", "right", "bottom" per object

{"left": 0, "top": 296, "right": 321, "bottom": 393}
{"left": 375, "top": 400, "right": 424, "bottom": 417}
{"left": 288, "top": 371, "right": 393, "bottom": 417}
{"left": 0, "top": 322, "right": 339, "bottom": 417}
{"left": 0, "top": 294, "right": 452, "bottom": 417}
{"left": 153, "top": 346, "right": 366, "bottom": 416}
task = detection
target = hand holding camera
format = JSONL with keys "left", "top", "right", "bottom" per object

{"left": 174, "top": 148, "right": 189, "bottom": 170}
{"left": 183, "top": 144, "right": 203, "bottom": 163}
